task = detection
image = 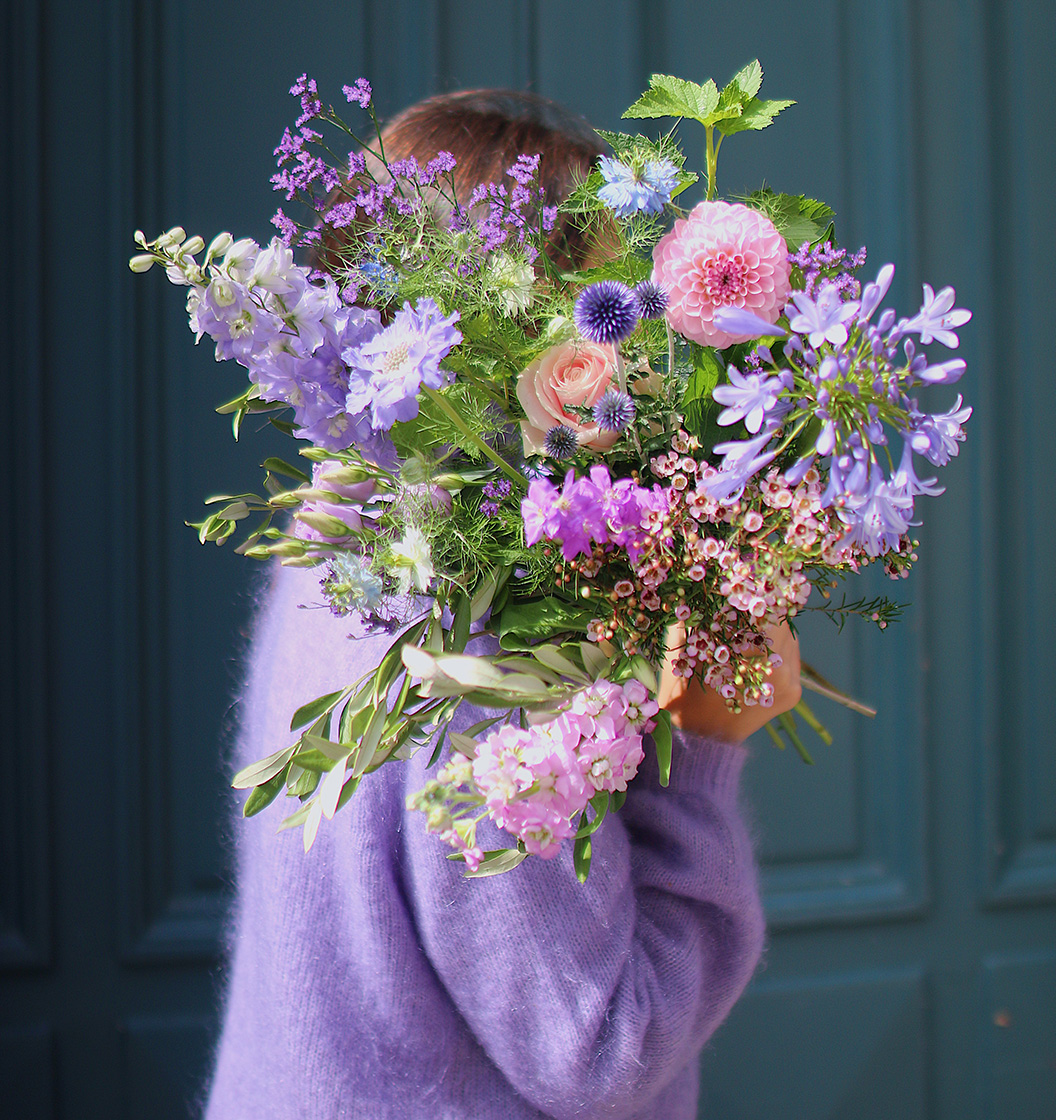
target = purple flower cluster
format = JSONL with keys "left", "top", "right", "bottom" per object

{"left": 703, "top": 258, "right": 972, "bottom": 555}
{"left": 419, "top": 679, "right": 657, "bottom": 866}
{"left": 480, "top": 478, "right": 512, "bottom": 517}
{"left": 457, "top": 154, "right": 558, "bottom": 267}
{"left": 789, "top": 240, "right": 868, "bottom": 300}
{"left": 186, "top": 237, "right": 459, "bottom": 459}
{"left": 521, "top": 465, "right": 663, "bottom": 561}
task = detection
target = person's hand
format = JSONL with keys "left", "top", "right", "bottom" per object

{"left": 656, "top": 622, "right": 802, "bottom": 744}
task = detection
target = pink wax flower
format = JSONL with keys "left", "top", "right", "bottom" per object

{"left": 651, "top": 200, "right": 791, "bottom": 348}
{"left": 516, "top": 340, "right": 620, "bottom": 455}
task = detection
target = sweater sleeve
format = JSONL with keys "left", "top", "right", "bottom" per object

{"left": 400, "top": 714, "right": 766, "bottom": 1120}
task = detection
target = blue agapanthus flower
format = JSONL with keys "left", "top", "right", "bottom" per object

{"left": 597, "top": 155, "right": 679, "bottom": 219}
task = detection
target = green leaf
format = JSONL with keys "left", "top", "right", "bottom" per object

{"left": 681, "top": 346, "right": 723, "bottom": 437}
{"left": 623, "top": 74, "right": 719, "bottom": 123}
{"left": 715, "top": 97, "right": 795, "bottom": 136}
{"left": 494, "top": 597, "right": 594, "bottom": 646}
{"left": 460, "top": 847, "right": 529, "bottom": 878}
{"left": 232, "top": 744, "right": 296, "bottom": 789}
{"left": 289, "top": 689, "right": 345, "bottom": 732}
{"left": 652, "top": 709, "right": 673, "bottom": 787}
{"left": 261, "top": 456, "right": 311, "bottom": 483}
{"left": 242, "top": 770, "right": 286, "bottom": 817}
{"left": 574, "top": 791, "right": 610, "bottom": 839}
{"left": 741, "top": 189, "right": 835, "bottom": 251}
{"left": 720, "top": 59, "right": 763, "bottom": 105}
{"left": 286, "top": 764, "right": 320, "bottom": 799}
{"left": 573, "top": 833, "right": 593, "bottom": 883}
{"left": 450, "top": 591, "right": 472, "bottom": 653}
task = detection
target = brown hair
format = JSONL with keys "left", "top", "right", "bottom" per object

{"left": 319, "top": 88, "right": 605, "bottom": 273}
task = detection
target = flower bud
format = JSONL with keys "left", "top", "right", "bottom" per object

{"left": 182, "top": 235, "right": 205, "bottom": 256}
{"left": 165, "top": 226, "right": 186, "bottom": 244}
{"left": 128, "top": 254, "right": 155, "bottom": 273}
{"left": 206, "top": 232, "right": 234, "bottom": 262}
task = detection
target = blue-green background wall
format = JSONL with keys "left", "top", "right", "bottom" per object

{"left": 2, "top": 1, "right": 1054, "bottom": 1116}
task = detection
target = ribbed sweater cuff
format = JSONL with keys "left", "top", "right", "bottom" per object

{"left": 655, "top": 729, "right": 748, "bottom": 800}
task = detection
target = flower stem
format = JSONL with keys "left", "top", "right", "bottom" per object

{"left": 704, "top": 126, "right": 719, "bottom": 200}
{"left": 420, "top": 387, "right": 525, "bottom": 489}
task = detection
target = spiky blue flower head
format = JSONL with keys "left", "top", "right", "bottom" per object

{"left": 574, "top": 281, "right": 639, "bottom": 344}
{"left": 592, "top": 389, "right": 636, "bottom": 432}
{"left": 633, "top": 280, "right": 668, "bottom": 320}
{"left": 544, "top": 425, "right": 579, "bottom": 460}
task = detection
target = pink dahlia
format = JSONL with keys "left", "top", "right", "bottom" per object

{"left": 652, "top": 200, "right": 791, "bottom": 348}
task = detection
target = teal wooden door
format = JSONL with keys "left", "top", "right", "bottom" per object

{"left": 2, "top": 1, "right": 1053, "bottom": 1117}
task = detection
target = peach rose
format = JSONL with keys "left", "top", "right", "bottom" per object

{"left": 516, "top": 340, "right": 619, "bottom": 455}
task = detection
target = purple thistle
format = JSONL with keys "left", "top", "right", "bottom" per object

{"left": 592, "top": 389, "right": 636, "bottom": 431}
{"left": 574, "top": 281, "right": 639, "bottom": 344}
{"left": 544, "top": 425, "right": 579, "bottom": 460}
{"left": 633, "top": 280, "right": 668, "bottom": 319}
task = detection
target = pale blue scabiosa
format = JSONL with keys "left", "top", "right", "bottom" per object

{"left": 343, "top": 298, "right": 461, "bottom": 431}
{"left": 597, "top": 155, "right": 679, "bottom": 219}
{"left": 574, "top": 281, "right": 639, "bottom": 344}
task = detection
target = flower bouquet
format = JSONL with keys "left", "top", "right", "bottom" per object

{"left": 130, "top": 63, "right": 971, "bottom": 879}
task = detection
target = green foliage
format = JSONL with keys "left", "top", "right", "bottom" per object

{"left": 741, "top": 188, "right": 836, "bottom": 250}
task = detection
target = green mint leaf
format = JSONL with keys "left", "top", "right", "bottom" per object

{"left": 622, "top": 74, "right": 720, "bottom": 123}
{"left": 720, "top": 59, "right": 764, "bottom": 106}
{"left": 715, "top": 97, "right": 795, "bottom": 136}
{"left": 741, "top": 189, "right": 836, "bottom": 250}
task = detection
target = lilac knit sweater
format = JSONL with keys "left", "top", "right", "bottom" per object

{"left": 203, "top": 564, "right": 765, "bottom": 1119}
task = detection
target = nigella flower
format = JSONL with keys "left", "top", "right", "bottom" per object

{"left": 633, "top": 280, "right": 668, "bottom": 319}
{"left": 597, "top": 155, "right": 679, "bottom": 219}
{"left": 544, "top": 425, "right": 579, "bottom": 459}
{"left": 388, "top": 526, "right": 435, "bottom": 595}
{"left": 322, "top": 553, "right": 385, "bottom": 615}
{"left": 592, "top": 389, "right": 635, "bottom": 431}
{"left": 343, "top": 298, "right": 461, "bottom": 431}
{"left": 574, "top": 281, "right": 639, "bottom": 344}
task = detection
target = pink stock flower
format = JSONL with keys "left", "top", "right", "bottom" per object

{"left": 516, "top": 340, "right": 620, "bottom": 455}
{"left": 651, "top": 200, "right": 791, "bottom": 348}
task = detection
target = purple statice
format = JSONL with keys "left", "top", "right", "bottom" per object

{"left": 789, "top": 241, "right": 868, "bottom": 300}
{"left": 342, "top": 78, "right": 372, "bottom": 108}
{"left": 900, "top": 284, "right": 972, "bottom": 348}
{"left": 480, "top": 477, "right": 512, "bottom": 517}
{"left": 596, "top": 155, "right": 679, "bottom": 219}
{"left": 271, "top": 207, "right": 298, "bottom": 246}
{"left": 712, "top": 365, "right": 788, "bottom": 434}
{"left": 574, "top": 281, "right": 639, "bottom": 344}
{"left": 633, "top": 280, "right": 668, "bottom": 320}
{"left": 507, "top": 154, "right": 541, "bottom": 186}
{"left": 290, "top": 74, "right": 322, "bottom": 128}
{"left": 592, "top": 389, "right": 635, "bottom": 432}
{"left": 544, "top": 425, "right": 579, "bottom": 460}
{"left": 343, "top": 298, "right": 461, "bottom": 431}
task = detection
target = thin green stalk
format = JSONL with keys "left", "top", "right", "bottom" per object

{"left": 420, "top": 387, "right": 525, "bottom": 489}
